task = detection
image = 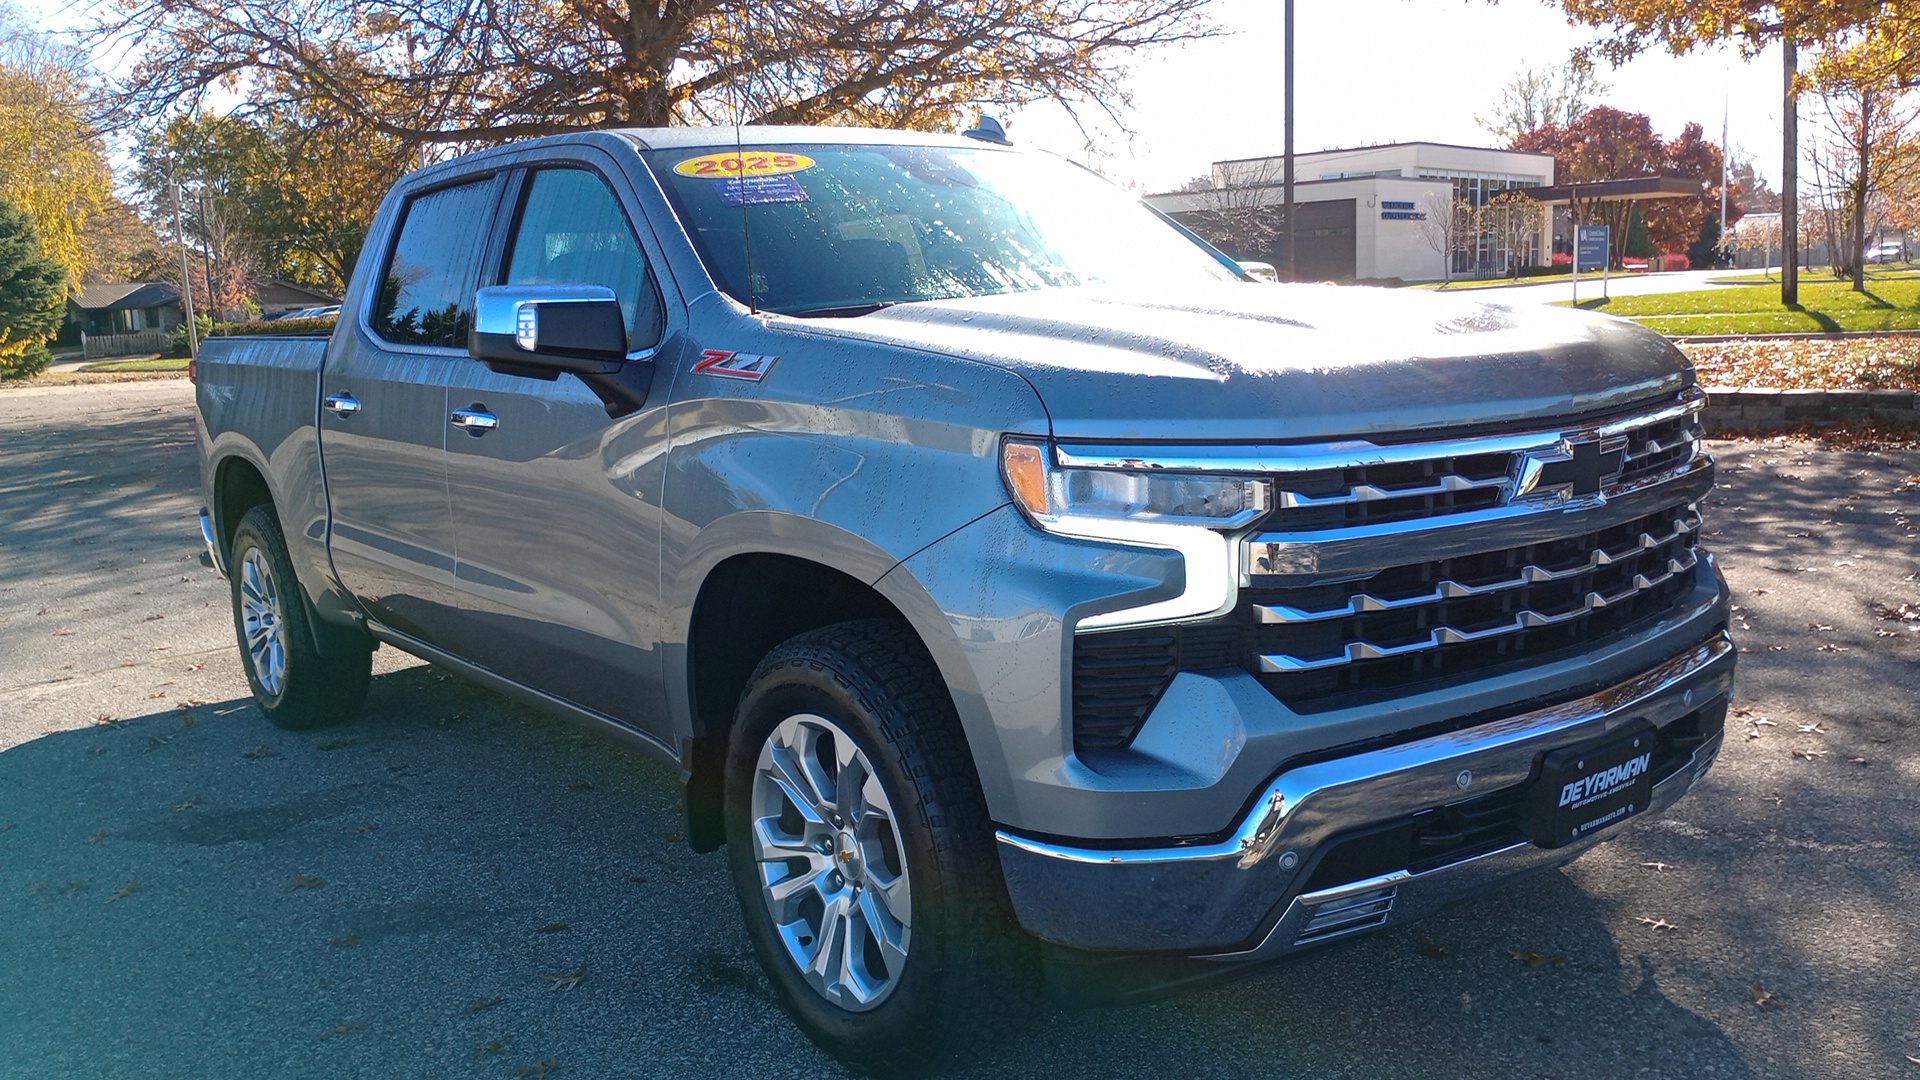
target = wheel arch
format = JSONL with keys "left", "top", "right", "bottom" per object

{"left": 211, "top": 452, "right": 276, "bottom": 565}
{"left": 679, "top": 545, "right": 983, "bottom": 854}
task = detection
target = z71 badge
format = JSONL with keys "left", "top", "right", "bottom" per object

{"left": 692, "top": 349, "right": 779, "bottom": 381}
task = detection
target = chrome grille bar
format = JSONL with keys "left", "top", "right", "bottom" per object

{"left": 1274, "top": 471, "right": 1508, "bottom": 510}
{"left": 1256, "top": 512, "right": 1700, "bottom": 625}
{"left": 1052, "top": 387, "right": 1704, "bottom": 476}
{"left": 1258, "top": 549, "right": 1701, "bottom": 673}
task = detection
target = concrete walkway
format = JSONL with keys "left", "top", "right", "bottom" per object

{"left": 1441, "top": 268, "right": 1756, "bottom": 308}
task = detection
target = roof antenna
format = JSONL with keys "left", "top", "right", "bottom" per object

{"left": 962, "top": 114, "right": 1013, "bottom": 146}
{"left": 728, "top": 5, "right": 759, "bottom": 314}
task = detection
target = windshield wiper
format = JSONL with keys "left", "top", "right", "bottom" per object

{"left": 783, "top": 301, "right": 900, "bottom": 318}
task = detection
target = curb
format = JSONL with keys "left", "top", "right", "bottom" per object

{"left": 1700, "top": 386, "right": 1919, "bottom": 434}
{"left": 1675, "top": 328, "right": 1920, "bottom": 344}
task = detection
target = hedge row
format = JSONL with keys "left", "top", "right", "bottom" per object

{"left": 207, "top": 316, "right": 339, "bottom": 337}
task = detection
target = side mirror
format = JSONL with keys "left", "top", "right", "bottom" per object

{"left": 1236, "top": 260, "right": 1279, "bottom": 282}
{"left": 471, "top": 285, "right": 627, "bottom": 378}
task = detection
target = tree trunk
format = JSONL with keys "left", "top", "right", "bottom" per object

{"left": 1851, "top": 93, "right": 1873, "bottom": 293}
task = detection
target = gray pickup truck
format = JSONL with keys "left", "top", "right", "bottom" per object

{"left": 196, "top": 125, "right": 1733, "bottom": 1070}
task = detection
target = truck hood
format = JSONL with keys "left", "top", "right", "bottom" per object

{"left": 786, "top": 284, "right": 1691, "bottom": 442}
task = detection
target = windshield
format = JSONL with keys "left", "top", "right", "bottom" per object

{"left": 642, "top": 142, "right": 1240, "bottom": 316}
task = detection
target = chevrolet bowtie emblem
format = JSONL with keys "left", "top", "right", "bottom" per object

{"left": 1510, "top": 437, "right": 1625, "bottom": 505}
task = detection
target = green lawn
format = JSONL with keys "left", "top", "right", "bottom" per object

{"left": 78, "top": 356, "right": 190, "bottom": 372}
{"left": 1562, "top": 277, "right": 1920, "bottom": 334}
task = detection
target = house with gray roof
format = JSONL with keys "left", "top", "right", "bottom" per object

{"left": 66, "top": 283, "right": 183, "bottom": 358}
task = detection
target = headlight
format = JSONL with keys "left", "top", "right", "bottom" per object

{"left": 1000, "top": 440, "right": 1269, "bottom": 529}
{"left": 1000, "top": 439, "right": 1270, "bottom": 629}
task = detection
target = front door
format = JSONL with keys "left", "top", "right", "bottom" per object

{"left": 320, "top": 174, "right": 503, "bottom": 643}
{"left": 440, "top": 161, "right": 676, "bottom": 732}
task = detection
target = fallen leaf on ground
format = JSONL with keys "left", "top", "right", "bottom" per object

{"left": 538, "top": 922, "right": 571, "bottom": 933}
{"left": 1792, "top": 748, "right": 1828, "bottom": 760}
{"left": 541, "top": 967, "right": 588, "bottom": 991}
{"left": 1641, "top": 861, "right": 1680, "bottom": 871}
{"left": 172, "top": 795, "right": 202, "bottom": 811}
{"left": 331, "top": 933, "right": 359, "bottom": 946}
{"left": 106, "top": 881, "right": 139, "bottom": 902}
{"left": 513, "top": 1058, "right": 559, "bottom": 1079}
{"left": 1798, "top": 722, "right": 1827, "bottom": 734}
{"left": 241, "top": 745, "right": 277, "bottom": 759}
{"left": 474, "top": 1041, "right": 505, "bottom": 1056}
{"left": 1637, "top": 917, "right": 1679, "bottom": 931}
{"left": 466, "top": 997, "right": 506, "bottom": 1014}
{"left": 1420, "top": 940, "right": 1450, "bottom": 959}
{"left": 319, "top": 1020, "right": 362, "bottom": 1039}
{"left": 1749, "top": 984, "right": 1785, "bottom": 1009}
{"left": 1507, "top": 949, "right": 1566, "bottom": 967}
{"left": 290, "top": 874, "right": 324, "bottom": 889}
{"left": 316, "top": 738, "right": 354, "bottom": 751}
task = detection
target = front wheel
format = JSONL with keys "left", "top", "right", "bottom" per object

{"left": 723, "top": 620, "right": 1037, "bottom": 1074}
{"left": 228, "top": 505, "right": 372, "bottom": 729}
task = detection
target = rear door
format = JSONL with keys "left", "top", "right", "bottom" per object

{"left": 439, "top": 153, "right": 679, "bottom": 731}
{"left": 320, "top": 174, "right": 503, "bottom": 642}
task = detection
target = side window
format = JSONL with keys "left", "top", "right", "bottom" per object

{"left": 504, "top": 168, "right": 664, "bottom": 351}
{"left": 372, "top": 178, "right": 498, "bottom": 348}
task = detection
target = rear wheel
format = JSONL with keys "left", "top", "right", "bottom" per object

{"left": 228, "top": 506, "right": 371, "bottom": 729}
{"left": 723, "top": 619, "right": 1037, "bottom": 1074}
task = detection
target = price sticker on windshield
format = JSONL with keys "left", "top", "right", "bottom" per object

{"left": 674, "top": 151, "right": 815, "bottom": 178}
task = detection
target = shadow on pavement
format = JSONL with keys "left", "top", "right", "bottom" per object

{"left": 4, "top": 663, "right": 1764, "bottom": 1079}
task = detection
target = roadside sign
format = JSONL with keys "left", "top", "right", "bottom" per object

{"left": 1572, "top": 224, "right": 1611, "bottom": 304}
{"left": 1575, "top": 225, "right": 1610, "bottom": 272}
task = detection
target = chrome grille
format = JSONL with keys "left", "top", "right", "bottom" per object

{"left": 1247, "top": 504, "right": 1702, "bottom": 708}
{"left": 1246, "top": 390, "right": 1705, "bottom": 533}
{"left": 1257, "top": 511, "right": 1700, "bottom": 670}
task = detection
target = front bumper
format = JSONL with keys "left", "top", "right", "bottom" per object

{"left": 995, "top": 631, "right": 1733, "bottom": 957}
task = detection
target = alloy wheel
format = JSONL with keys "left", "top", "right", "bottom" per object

{"left": 238, "top": 546, "right": 288, "bottom": 698}
{"left": 749, "top": 712, "right": 912, "bottom": 1011}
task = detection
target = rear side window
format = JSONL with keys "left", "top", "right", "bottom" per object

{"left": 503, "top": 168, "right": 663, "bottom": 351}
{"left": 372, "top": 178, "right": 500, "bottom": 347}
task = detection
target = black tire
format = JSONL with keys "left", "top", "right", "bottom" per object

{"left": 228, "top": 505, "right": 372, "bottom": 730}
{"left": 723, "top": 619, "right": 1039, "bottom": 1076}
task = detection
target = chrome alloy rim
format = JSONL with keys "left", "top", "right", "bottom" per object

{"left": 750, "top": 713, "right": 912, "bottom": 1011}
{"left": 238, "top": 546, "right": 289, "bottom": 698}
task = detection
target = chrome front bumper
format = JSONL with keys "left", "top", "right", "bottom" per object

{"left": 996, "top": 632, "right": 1734, "bottom": 957}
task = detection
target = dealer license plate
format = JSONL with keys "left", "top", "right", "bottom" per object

{"left": 1526, "top": 721, "right": 1656, "bottom": 848}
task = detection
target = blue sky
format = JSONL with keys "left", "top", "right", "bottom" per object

{"left": 22, "top": 0, "right": 1788, "bottom": 194}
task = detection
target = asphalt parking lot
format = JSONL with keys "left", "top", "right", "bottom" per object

{"left": 2, "top": 379, "right": 1917, "bottom": 1079}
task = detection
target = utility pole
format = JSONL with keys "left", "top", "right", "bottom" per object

{"left": 199, "top": 189, "right": 215, "bottom": 322}
{"left": 1282, "top": 0, "right": 1295, "bottom": 281}
{"left": 169, "top": 176, "right": 198, "bottom": 358}
{"left": 1728, "top": 96, "right": 1743, "bottom": 265}
{"left": 1783, "top": 36, "right": 1799, "bottom": 306}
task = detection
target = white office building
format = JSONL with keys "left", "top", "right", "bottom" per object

{"left": 1146, "top": 142, "right": 1557, "bottom": 283}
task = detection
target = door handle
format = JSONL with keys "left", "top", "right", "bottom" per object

{"left": 450, "top": 406, "right": 499, "bottom": 434}
{"left": 323, "top": 392, "right": 360, "bottom": 418}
